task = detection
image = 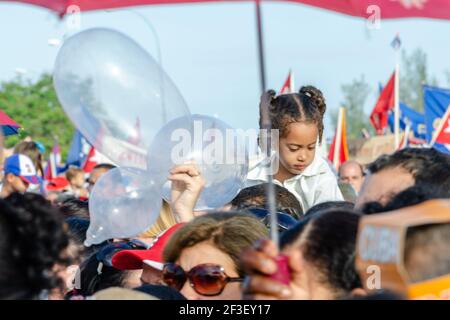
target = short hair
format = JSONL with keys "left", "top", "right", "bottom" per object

{"left": 59, "top": 198, "right": 89, "bottom": 219}
{"left": 404, "top": 223, "right": 450, "bottom": 283}
{"left": 93, "top": 163, "right": 116, "bottom": 171}
{"left": 280, "top": 210, "right": 362, "bottom": 298}
{"left": 361, "top": 184, "right": 449, "bottom": 215}
{"left": 367, "top": 148, "right": 450, "bottom": 194}
{"left": 231, "top": 184, "right": 303, "bottom": 219}
{"left": 163, "top": 212, "right": 268, "bottom": 277}
{"left": 65, "top": 167, "right": 84, "bottom": 182}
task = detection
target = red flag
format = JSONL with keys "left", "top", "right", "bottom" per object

{"left": 370, "top": 71, "right": 396, "bottom": 135}
{"left": 432, "top": 106, "right": 450, "bottom": 145}
{"left": 280, "top": 71, "right": 295, "bottom": 94}
{"left": 82, "top": 147, "right": 98, "bottom": 173}
{"left": 328, "top": 107, "right": 349, "bottom": 170}
{"left": 7, "top": 1, "right": 450, "bottom": 20}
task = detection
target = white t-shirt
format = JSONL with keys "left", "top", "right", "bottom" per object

{"left": 246, "top": 152, "right": 344, "bottom": 213}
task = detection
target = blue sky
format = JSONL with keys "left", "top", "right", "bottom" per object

{"left": 1, "top": 1, "right": 450, "bottom": 139}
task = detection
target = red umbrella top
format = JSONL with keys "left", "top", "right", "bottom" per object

{"left": 4, "top": 0, "right": 450, "bottom": 20}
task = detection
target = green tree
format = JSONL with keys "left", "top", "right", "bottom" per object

{"left": 0, "top": 73, "right": 75, "bottom": 159}
{"left": 400, "top": 48, "right": 438, "bottom": 112}
{"left": 332, "top": 75, "right": 372, "bottom": 139}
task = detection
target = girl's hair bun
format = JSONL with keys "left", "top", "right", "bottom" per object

{"left": 299, "top": 86, "right": 326, "bottom": 116}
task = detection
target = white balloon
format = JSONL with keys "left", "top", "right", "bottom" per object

{"left": 85, "top": 167, "right": 162, "bottom": 246}
{"left": 147, "top": 114, "right": 249, "bottom": 210}
{"left": 54, "top": 28, "right": 191, "bottom": 169}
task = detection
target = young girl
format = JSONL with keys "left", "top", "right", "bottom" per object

{"left": 246, "top": 86, "right": 343, "bottom": 212}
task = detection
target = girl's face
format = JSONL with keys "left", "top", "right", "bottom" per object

{"left": 278, "top": 122, "right": 318, "bottom": 176}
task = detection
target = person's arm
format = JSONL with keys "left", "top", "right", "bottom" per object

{"left": 169, "top": 163, "right": 205, "bottom": 223}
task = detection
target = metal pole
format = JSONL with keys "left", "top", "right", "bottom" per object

{"left": 255, "top": 0, "right": 266, "bottom": 92}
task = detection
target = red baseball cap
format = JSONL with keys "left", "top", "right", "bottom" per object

{"left": 111, "top": 223, "right": 184, "bottom": 271}
{"left": 45, "top": 176, "right": 69, "bottom": 192}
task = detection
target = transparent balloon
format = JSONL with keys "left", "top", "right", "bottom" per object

{"left": 85, "top": 167, "right": 162, "bottom": 246}
{"left": 147, "top": 114, "right": 249, "bottom": 211}
{"left": 54, "top": 28, "right": 191, "bottom": 169}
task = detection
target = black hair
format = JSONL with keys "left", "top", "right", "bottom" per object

{"left": 93, "top": 163, "right": 117, "bottom": 171}
{"left": 65, "top": 217, "right": 106, "bottom": 262}
{"left": 59, "top": 199, "right": 90, "bottom": 219}
{"left": 361, "top": 184, "right": 449, "bottom": 215}
{"left": 77, "top": 247, "right": 136, "bottom": 297}
{"left": 280, "top": 210, "right": 362, "bottom": 298}
{"left": 304, "top": 201, "right": 355, "bottom": 218}
{"left": 367, "top": 148, "right": 450, "bottom": 196}
{"left": 0, "top": 193, "right": 70, "bottom": 299}
{"left": 231, "top": 183, "right": 303, "bottom": 219}
{"left": 260, "top": 86, "right": 326, "bottom": 143}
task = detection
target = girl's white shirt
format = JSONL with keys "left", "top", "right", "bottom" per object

{"left": 246, "top": 151, "right": 343, "bottom": 213}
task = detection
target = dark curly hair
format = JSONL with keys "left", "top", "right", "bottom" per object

{"left": 259, "top": 86, "right": 326, "bottom": 143}
{"left": 281, "top": 210, "right": 362, "bottom": 298}
{"left": 0, "top": 193, "right": 71, "bottom": 299}
{"left": 367, "top": 148, "right": 450, "bottom": 197}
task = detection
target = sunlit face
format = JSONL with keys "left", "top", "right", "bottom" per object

{"left": 355, "top": 166, "right": 415, "bottom": 209}
{"left": 339, "top": 162, "right": 364, "bottom": 194}
{"left": 277, "top": 122, "right": 318, "bottom": 180}
{"left": 71, "top": 172, "right": 85, "bottom": 189}
{"left": 176, "top": 241, "right": 241, "bottom": 300}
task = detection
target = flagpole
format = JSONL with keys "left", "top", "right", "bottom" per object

{"left": 393, "top": 34, "right": 401, "bottom": 149}
{"left": 255, "top": 0, "right": 266, "bottom": 92}
{"left": 334, "top": 107, "right": 344, "bottom": 169}
{"left": 290, "top": 69, "right": 295, "bottom": 93}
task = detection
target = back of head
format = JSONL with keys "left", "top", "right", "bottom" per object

{"left": 304, "top": 201, "right": 355, "bottom": 218}
{"left": 281, "top": 209, "right": 362, "bottom": 297}
{"left": 367, "top": 148, "right": 450, "bottom": 196}
{"left": 231, "top": 184, "right": 303, "bottom": 218}
{"left": 65, "top": 167, "right": 84, "bottom": 182}
{"left": 163, "top": 212, "right": 269, "bottom": 276}
{"left": 0, "top": 193, "right": 70, "bottom": 299}
{"left": 59, "top": 198, "right": 90, "bottom": 219}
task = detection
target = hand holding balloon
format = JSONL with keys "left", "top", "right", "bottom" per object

{"left": 169, "top": 163, "right": 205, "bottom": 223}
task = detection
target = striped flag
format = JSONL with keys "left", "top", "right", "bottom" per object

{"left": 280, "top": 70, "right": 295, "bottom": 94}
{"left": 44, "top": 141, "right": 62, "bottom": 181}
{"left": 328, "top": 107, "right": 349, "bottom": 170}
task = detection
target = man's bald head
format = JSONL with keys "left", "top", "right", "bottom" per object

{"left": 339, "top": 160, "right": 365, "bottom": 194}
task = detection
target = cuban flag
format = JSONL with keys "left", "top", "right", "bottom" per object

{"left": 44, "top": 141, "right": 65, "bottom": 181}
{"left": 423, "top": 85, "right": 450, "bottom": 154}
{"left": 388, "top": 102, "right": 427, "bottom": 141}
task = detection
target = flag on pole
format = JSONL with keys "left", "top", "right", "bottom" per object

{"left": 430, "top": 104, "right": 450, "bottom": 146}
{"left": 280, "top": 70, "right": 295, "bottom": 94}
{"left": 370, "top": 71, "right": 396, "bottom": 135}
{"left": 388, "top": 102, "right": 427, "bottom": 140}
{"left": 391, "top": 33, "right": 401, "bottom": 50}
{"left": 328, "top": 107, "right": 349, "bottom": 170}
{"left": 397, "top": 123, "right": 411, "bottom": 150}
{"left": 424, "top": 85, "right": 450, "bottom": 154}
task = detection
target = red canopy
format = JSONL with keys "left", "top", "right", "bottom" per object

{"left": 5, "top": 0, "right": 450, "bottom": 20}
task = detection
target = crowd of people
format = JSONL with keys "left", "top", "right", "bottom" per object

{"left": 0, "top": 86, "right": 449, "bottom": 300}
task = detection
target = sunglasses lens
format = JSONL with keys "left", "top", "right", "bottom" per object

{"left": 163, "top": 264, "right": 186, "bottom": 291}
{"left": 190, "top": 265, "right": 227, "bottom": 296}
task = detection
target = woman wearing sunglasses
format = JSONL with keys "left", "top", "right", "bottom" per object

{"left": 162, "top": 212, "right": 268, "bottom": 300}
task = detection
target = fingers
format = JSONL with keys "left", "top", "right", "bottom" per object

{"left": 170, "top": 164, "right": 201, "bottom": 177}
{"left": 241, "top": 275, "right": 292, "bottom": 300}
{"left": 241, "top": 239, "right": 279, "bottom": 276}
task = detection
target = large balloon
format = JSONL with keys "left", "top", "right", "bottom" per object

{"left": 147, "top": 114, "right": 249, "bottom": 210}
{"left": 54, "top": 28, "right": 190, "bottom": 169}
{"left": 85, "top": 167, "right": 162, "bottom": 246}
